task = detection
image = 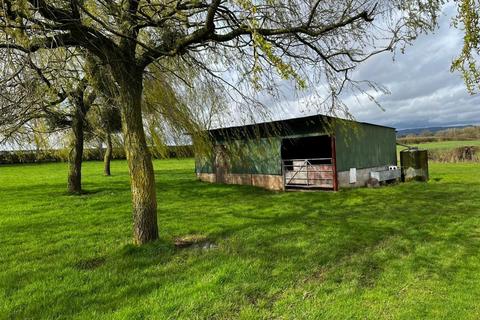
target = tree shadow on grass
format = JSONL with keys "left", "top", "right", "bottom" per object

{"left": 155, "top": 178, "right": 480, "bottom": 285}
{"left": 2, "top": 165, "right": 480, "bottom": 318}
{"left": 71, "top": 179, "right": 478, "bottom": 318}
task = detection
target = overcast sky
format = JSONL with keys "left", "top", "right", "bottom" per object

{"left": 262, "top": 5, "right": 480, "bottom": 130}
{"left": 348, "top": 5, "right": 480, "bottom": 129}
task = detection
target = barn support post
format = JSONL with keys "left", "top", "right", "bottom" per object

{"left": 331, "top": 136, "right": 339, "bottom": 191}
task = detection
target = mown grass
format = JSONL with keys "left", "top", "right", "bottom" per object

{"left": 1, "top": 159, "right": 480, "bottom": 319}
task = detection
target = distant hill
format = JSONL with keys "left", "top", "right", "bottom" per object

{"left": 397, "top": 125, "right": 476, "bottom": 137}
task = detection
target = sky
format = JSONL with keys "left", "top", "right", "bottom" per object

{"left": 1, "top": 5, "right": 479, "bottom": 152}
{"left": 263, "top": 4, "right": 480, "bottom": 130}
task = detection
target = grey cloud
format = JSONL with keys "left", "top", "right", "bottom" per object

{"left": 347, "top": 5, "right": 480, "bottom": 129}
{"left": 216, "top": 5, "right": 478, "bottom": 131}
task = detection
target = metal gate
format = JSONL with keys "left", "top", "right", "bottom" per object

{"left": 282, "top": 158, "right": 334, "bottom": 189}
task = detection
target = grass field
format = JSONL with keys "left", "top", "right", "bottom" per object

{"left": 397, "top": 139, "right": 480, "bottom": 151}
{"left": 1, "top": 159, "right": 480, "bottom": 319}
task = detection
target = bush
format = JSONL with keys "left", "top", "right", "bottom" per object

{"left": 398, "top": 136, "right": 440, "bottom": 144}
{"left": 428, "top": 146, "right": 479, "bottom": 162}
{"left": 0, "top": 145, "right": 194, "bottom": 165}
{"left": 398, "top": 126, "right": 480, "bottom": 144}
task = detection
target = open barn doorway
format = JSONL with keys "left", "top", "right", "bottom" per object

{"left": 281, "top": 135, "right": 337, "bottom": 190}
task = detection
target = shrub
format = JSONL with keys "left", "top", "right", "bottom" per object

{"left": 428, "top": 146, "right": 479, "bottom": 162}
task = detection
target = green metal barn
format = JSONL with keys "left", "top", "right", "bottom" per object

{"left": 195, "top": 115, "right": 398, "bottom": 191}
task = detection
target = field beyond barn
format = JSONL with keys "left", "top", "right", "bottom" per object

{"left": 1, "top": 159, "right": 480, "bottom": 319}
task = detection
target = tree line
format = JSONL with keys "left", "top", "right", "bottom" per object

{"left": 398, "top": 126, "right": 480, "bottom": 144}
{"left": 0, "top": 145, "right": 195, "bottom": 165}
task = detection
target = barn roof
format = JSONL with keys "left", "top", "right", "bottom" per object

{"left": 207, "top": 114, "right": 395, "bottom": 140}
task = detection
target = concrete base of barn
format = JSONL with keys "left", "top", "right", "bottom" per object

{"left": 198, "top": 165, "right": 400, "bottom": 191}
{"left": 337, "top": 166, "right": 397, "bottom": 188}
{"left": 197, "top": 173, "right": 284, "bottom": 191}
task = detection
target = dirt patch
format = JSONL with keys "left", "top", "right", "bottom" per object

{"left": 174, "top": 234, "right": 217, "bottom": 250}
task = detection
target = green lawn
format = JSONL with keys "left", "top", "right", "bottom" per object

{"left": 1, "top": 160, "right": 480, "bottom": 319}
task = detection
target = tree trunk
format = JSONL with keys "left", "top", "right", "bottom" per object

{"left": 104, "top": 133, "right": 113, "bottom": 176}
{"left": 68, "top": 111, "right": 84, "bottom": 194}
{"left": 118, "top": 69, "right": 158, "bottom": 245}
{"left": 97, "top": 138, "right": 104, "bottom": 161}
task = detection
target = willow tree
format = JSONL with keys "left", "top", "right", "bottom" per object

{"left": 65, "top": 80, "right": 97, "bottom": 193}
{"left": 86, "top": 61, "right": 123, "bottom": 176}
{"left": 142, "top": 61, "right": 225, "bottom": 161}
{"left": 0, "top": 0, "right": 444, "bottom": 244}
{"left": 0, "top": 48, "right": 98, "bottom": 194}
{"left": 451, "top": 0, "right": 480, "bottom": 94}
{"left": 92, "top": 103, "right": 122, "bottom": 176}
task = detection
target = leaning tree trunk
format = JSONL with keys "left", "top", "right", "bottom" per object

{"left": 118, "top": 69, "right": 158, "bottom": 244}
{"left": 104, "top": 133, "right": 113, "bottom": 176}
{"left": 68, "top": 111, "right": 84, "bottom": 194}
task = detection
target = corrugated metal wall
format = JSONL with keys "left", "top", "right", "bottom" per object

{"left": 195, "top": 137, "right": 282, "bottom": 175}
{"left": 196, "top": 119, "right": 397, "bottom": 176}
{"left": 334, "top": 123, "right": 397, "bottom": 172}
{"left": 195, "top": 153, "right": 215, "bottom": 174}
{"left": 228, "top": 138, "right": 282, "bottom": 175}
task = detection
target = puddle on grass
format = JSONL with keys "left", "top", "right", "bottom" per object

{"left": 75, "top": 256, "right": 106, "bottom": 270}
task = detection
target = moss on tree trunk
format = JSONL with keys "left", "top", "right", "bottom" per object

{"left": 118, "top": 69, "right": 158, "bottom": 244}
{"left": 68, "top": 111, "right": 84, "bottom": 194}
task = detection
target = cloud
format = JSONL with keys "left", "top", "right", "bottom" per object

{"left": 344, "top": 5, "right": 480, "bottom": 129}
{"left": 253, "top": 5, "right": 480, "bottom": 130}
{"left": 204, "top": 5, "right": 479, "bottom": 131}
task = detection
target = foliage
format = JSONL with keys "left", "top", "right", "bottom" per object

{"left": 142, "top": 63, "right": 219, "bottom": 159}
{"left": 396, "top": 139, "right": 480, "bottom": 162}
{"left": 427, "top": 146, "right": 479, "bottom": 162}
{"left": 398, "top": 126, "right": 480, "bottom": 144}
{"left": 84, "top": 57, "right": 123, "bottom": 143}
{"left": 0, "top": 0, "right": 447, "bottom": 119}
{"left": 398, "top": 139, "right": 480, "bottom": 150}
{"left": 0, "top": 48, "right": 97, "bottom": 150}
{"left": 0, "top": 146, "right": 194, "bottom": 164}
{"left": 0, "top": 160, "right": 479, "bottom": 318}
{"left": 451, "top": 0, "right": 480, "bottom": 94}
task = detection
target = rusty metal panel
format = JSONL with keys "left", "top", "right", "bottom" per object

{"left": 284, "top": 162, "right": 334, "bottom": 188}
{"left": 308, "top": 165, "right": 334, "bottom": 181}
